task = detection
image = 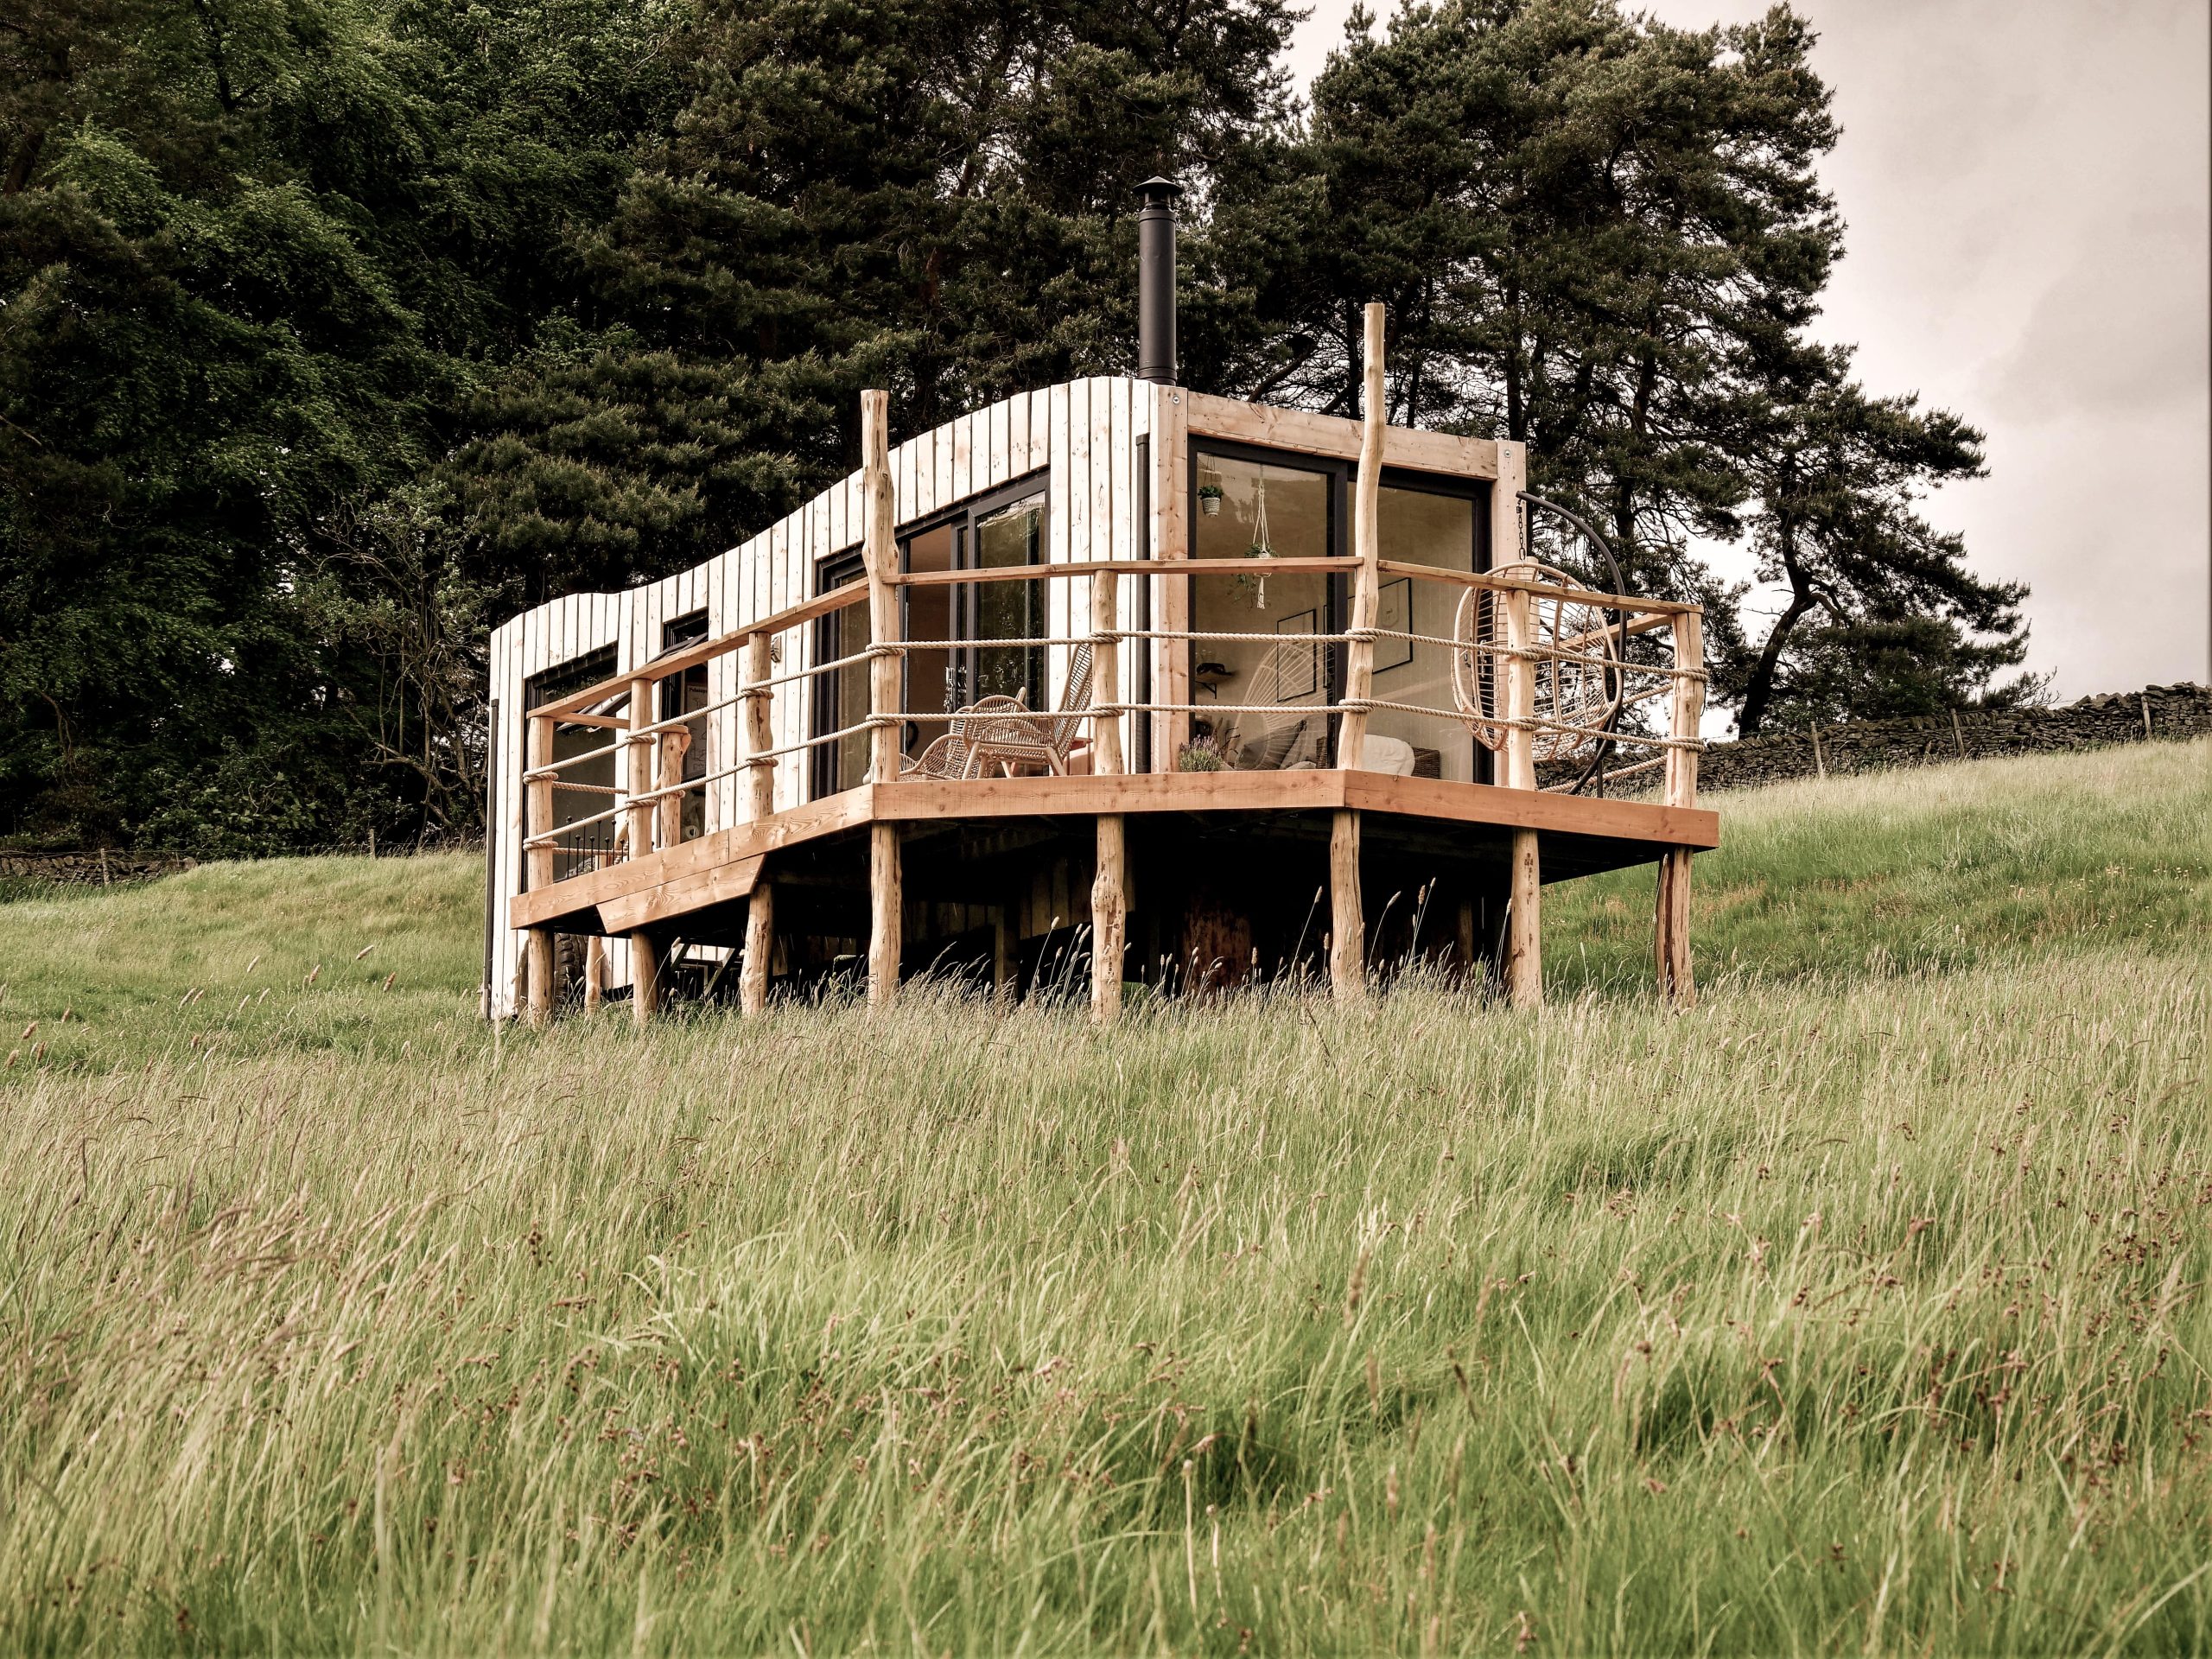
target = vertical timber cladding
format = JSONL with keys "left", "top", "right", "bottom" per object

{"left": 485, "top": 378, "right": 1153, "bottom": 1016}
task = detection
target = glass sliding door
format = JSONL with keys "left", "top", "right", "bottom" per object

{"left": 1370, "top": 478, "right": 1486, "bottom": 782}
{"left": 812, "top": 556, "right": 870, "bottom": 797}
{"left": 970, "top": 488, "right": 1046, "bottom": 708}
{"left": 1188, "top": 448, "right": 1343, "bottom": 771}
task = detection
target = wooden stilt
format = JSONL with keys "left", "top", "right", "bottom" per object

{"left": 1655, "top": 849, "right": 1694, "bottom": 1006}
{"left": 1088, "top": 564, "right": 1126, "bottom": 1020}
{"left": 739, "top": 630, "right": 776, "bottom": 1014}
{"left": 1456, "top": 898, "right": 1478, "bottom": 982}
{"left": 1329, "top": 808, "right": 1365, "bottom": 1001}
{"left": 1656, "top": 608, "right": 1705, "bottom": 1007}
{"left": 1091, "top": 815, "right": 1126, "bottom": 1020}
{"left": 869, "top": 823, "right": 900, "bottom": 1008}
{"left": 861, "top": 388, "right": 901, "bottom": 1009}
{"left": 631, "top": 931, "right": 661, "bottom": 1025}
{"left": 524, "top": 928, "right": 555, "bottom": 1026}
{"left": 583, "top": 935, "right": 605, "bottom": 1014}
{"left": 1506, "top": 829, "right": 1541, "bottom": 1007}
{"left": 993, "top": 908, "right": 1014, "bottom": 998}
{"left": 741, "top": 883, "right": 774, "bottom": 1015}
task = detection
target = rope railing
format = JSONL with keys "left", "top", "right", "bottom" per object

{"left": 522, "top": 558, "right": 1707, "bottom": 875}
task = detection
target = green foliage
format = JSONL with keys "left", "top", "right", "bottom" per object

{"left": 0, "top": 0, "right": 690, "bottom": 849}
{"left": 0, "top": 746, "right": 2207, "bottom": 1653}
{"left": 4, "top": 0, "right": 2038, "bottom": 849}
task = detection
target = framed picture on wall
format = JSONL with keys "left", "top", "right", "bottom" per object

{"left": 1274, "top": 608, "right": 1320, "bottom": 700}
{"left": 1375, "top": 577, "right": 1414, "bottom": 671}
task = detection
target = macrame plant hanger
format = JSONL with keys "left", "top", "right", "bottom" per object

{"left": 1249, "top": 472, "right": 1274, "bottom": 610}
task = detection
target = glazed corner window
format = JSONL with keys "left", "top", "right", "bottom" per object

{"left": 1189, "top": 453, "right": 1339, "bottom": 772}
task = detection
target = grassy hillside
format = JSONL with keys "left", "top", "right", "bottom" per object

{"left": 0, "top": 742, "right": 2206, "bottom": 1654}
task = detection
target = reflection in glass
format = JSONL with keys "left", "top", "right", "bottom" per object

{"left": 902, "top": 523, "right": 957, "bottom": 762}
{"left": 974, "top": 492, "right": 1046, "bottom": 707}
{"left": 1190, "top": 454, "right": 1337, "bottom": 770}
{"left": 822, "top": 564, "right": 871, "bottom": 791}
{"left": 1370, "top": 484, "right": 1478, "bottom": 781}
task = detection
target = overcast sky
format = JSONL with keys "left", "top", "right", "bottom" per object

{"left": 1286, "top": 0, "right": 2212, "bottom": 707}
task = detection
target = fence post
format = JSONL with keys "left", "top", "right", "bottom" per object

{"left": 1655, "top": 609, "right": 1705, "bottom": 1007}
{"left": 861, "top": 390, "right": 902, "bottom": 1008}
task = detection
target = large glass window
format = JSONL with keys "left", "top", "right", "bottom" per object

{"left": 524, "top": 645, "right": 620, "bottom": 880}
{"left": 813, "top": 479, "right": 1049, "bottom": 795}
{"left": 814, "top": 558, "right": 870, "bottom": 796}
{"left": 1370, "top": 482, "right": 1482, "bottom": 783}
{"left": 1189, "top": 452, "right": 1341, "bottom": 771}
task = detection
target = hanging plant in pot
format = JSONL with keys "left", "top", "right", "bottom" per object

{"left": 1236, "top": 474, "right": 1275, "bottom": 608}
{"left": 1198, "top": 484, "right": 1224, "bottom": 517}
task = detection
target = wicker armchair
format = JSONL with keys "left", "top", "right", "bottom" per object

{"left": 958, "top": 644, "right": 1096, "bottom": 779}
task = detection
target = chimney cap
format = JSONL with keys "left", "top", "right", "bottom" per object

{"left": 1135, "top": 176, "right": 1185, "bottom": 205}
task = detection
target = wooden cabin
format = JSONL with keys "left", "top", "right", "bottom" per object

{"left": 486, "top": 268, "right": 1716, "bottom": 1023}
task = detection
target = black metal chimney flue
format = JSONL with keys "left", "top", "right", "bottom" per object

{"left": 1135, "top": 176, "right": 1183, "bottom": 385}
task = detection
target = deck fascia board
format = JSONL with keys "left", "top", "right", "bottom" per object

{"left": 512, "top": 772, "right": 1717, "bottom": 931}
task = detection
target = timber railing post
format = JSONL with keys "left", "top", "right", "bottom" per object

{"left": 524, "top": 710, "right": 556, "bottom": 1025}
{"left": 861, "top": 390, "right": 902, "bottom": 1009}
{"left": 1501, "top": 552, "right": 1541, "bottom": 1010}
{"left": 626, "top": 674, "right": 654, "bottom": 856}
{"left": 740, "top": 631, "right": 776, "bottom": 1016}
{"left": 656, "top": 725, "right": 690, "bottom": 851}
{"left": 1090, "top": 567, "right": 1126, "bottom": 1021}
{"left": 1330, "top": 301, "right": 1387, "bottom": 1003}
{"left": 1656, "top": 610, "right": 1705, "bottom": 1007}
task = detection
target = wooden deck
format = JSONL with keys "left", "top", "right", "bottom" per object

{"left": 512, "top": 769, "right": 1718, "bottom": 937}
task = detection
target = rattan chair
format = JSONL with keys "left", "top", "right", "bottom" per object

{"left": 960, "top": 643, "right": 1096, "bottom": 778}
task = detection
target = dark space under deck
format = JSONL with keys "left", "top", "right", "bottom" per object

{"left": 513, "top": 773, "right": 1719, "bottom": 994}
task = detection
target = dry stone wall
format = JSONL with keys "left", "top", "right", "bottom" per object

{"left": 1691, "top": 683, "right": 2210, "bottom": 794}
{"left": 0, "top": 849, "right": 197, "bottom": 885}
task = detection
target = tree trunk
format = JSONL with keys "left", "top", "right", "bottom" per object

{"left": 1738, "top": 578, "right": 1816, "bottom": 737}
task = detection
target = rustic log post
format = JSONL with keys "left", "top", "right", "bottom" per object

{"left": 524, "top": 929, "right": 555, "bottom": 1025}
{"left": 1091, "top": 817, "right": 1126, "bottom": 1020}
{"left": 632, "top": 930, "right": 662, "bottom": 1026}
{"left": 1501, "top": 571, "right": 1541, "bottom": 1006}
{"left": 861, "top": 389, "right": 902, "bottom": 1007}
{"left": 740, "top": 631, "right": 777, "bottom": 1016}
{"left": 1655, "top": 609, "right": 1705, "bottom": 1007}
{"left": 656, "top": 726, "right": 690, "bottom": 850}
{"left": 1329, "top": 809, "right": 1364, "bottom": 1001}
{"left": 1506, "top": 830, "right": 1541, "bottom": 1008}
{"left": 1323, "top": 304, "right": 1386, "bottom": 1003}
{"left": 626, "top": 674, "right": 654, "bottom": 857}
{"left": 1090, "top": 566, "right": 1127, "bottom": 1020}
{"left": 583, "top": 935, "right": 606, "bottom": 1014}
{"left": 1336, "top": 302, "right": 1387, "bottom": 772}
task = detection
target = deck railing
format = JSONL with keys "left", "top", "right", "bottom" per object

{"left": 519, "top": 553, "right": 1707, "bottom": 884}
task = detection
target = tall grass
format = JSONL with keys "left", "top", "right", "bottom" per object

{"left": 0, "top": 743, "right": 2206, "bottom": 1654}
